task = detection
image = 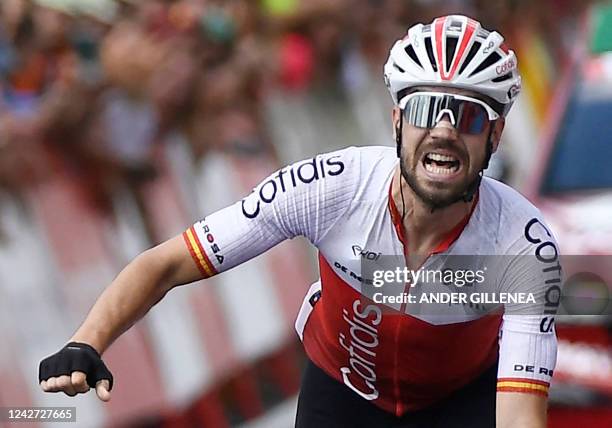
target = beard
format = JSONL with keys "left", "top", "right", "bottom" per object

{"left": 399, "top": 153, "right": 482, "bottom": 211}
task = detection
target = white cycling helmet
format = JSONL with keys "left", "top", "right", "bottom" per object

{"left": 384, "top": 15, "right": 521, "bottom": 116}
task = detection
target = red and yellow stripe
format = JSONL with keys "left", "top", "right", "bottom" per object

{"left": 497, "top": 378, "right": 549, "bottom": 397}
{"left": 183, "top": 226, "right": 217, "bottom": 278}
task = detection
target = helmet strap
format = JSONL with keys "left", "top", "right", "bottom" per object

{"left": 395, "top": 112, "right": 403, "bottom": 158}
{"left": 460, "top": 123, "right": 495, "bottom": 203}
{"left": 395, "top": 113, "right": 408, "bottom": 222}
{"left": 482, "top": 123, "right": 495, "bottom": 171}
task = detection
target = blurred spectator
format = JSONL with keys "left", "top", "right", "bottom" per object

{"left": 0, "top": 0, "right": 590, "bottom": 202}
{"left": 0, "top": 0, "right": 596, "bottom": 245}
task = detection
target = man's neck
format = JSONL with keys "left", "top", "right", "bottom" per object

{"left": 391, "top": 166, "right": 477, "bottom": 257}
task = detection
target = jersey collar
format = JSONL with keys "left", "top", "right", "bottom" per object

{"left": 387, "top": 177, "right": 479, "bottom": 256}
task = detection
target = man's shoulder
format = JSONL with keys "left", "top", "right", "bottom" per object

{"left": 345, "top": 145, "right": 397, "bottom": 198}
{"left": 313, "top": 145, "right": 397, "bottom": 186}
{"left": 323, "top": 145, "right": 396, "bottom": 164}
{"left": 293, "top": 145, "right": 395, "bottom": 171}
{"left": 251, "top": 146, "right": 395, "bottom": 208}
{"left": 479, "top": 177, "right": 558, "bottom": 252}
{"left": 481, "top": 177, "right": 542, "bottom": 219}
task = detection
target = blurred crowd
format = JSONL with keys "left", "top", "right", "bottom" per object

{"left": 0, "top": 0, "right": 593, "bottom": 240}
{"left": 0, "top": 1, "right": 605, "bottom": 425}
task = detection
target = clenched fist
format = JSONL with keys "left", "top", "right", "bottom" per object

{"left": 39, "top": 342, "right": 113, "bottom": 401}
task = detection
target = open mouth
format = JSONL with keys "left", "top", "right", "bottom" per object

{"left": 422, "top": 152, "right": 461, "bottom": 176}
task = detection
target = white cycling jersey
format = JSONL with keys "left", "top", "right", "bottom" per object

{"left": 183, "top": 146, "right": 561, "bottom": 416}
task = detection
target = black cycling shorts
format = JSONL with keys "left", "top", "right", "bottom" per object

{"left": 295, "top": 358, "right": 497, "bottom": 428}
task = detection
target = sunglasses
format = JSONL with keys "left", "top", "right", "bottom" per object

{"left": 399, "top": 92, "right": 500, "bottom": 135}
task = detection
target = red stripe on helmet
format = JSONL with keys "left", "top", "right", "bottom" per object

{"left": 434, "top": 17, "right": 448, "bottom": 80}
{"left": 448, "top": 18, "right": 477, "bottom": 80}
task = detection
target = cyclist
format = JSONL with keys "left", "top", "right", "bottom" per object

{"left": 40, "top": 15, "right": 560, "bottom": 428}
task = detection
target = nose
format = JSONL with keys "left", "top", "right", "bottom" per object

{"left": 429, "top": 113, "right": 458, "bottom": 141}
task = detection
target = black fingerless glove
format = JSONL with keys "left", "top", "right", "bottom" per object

{"left": 39, "top": 342, "right": 113, "bottom": 390}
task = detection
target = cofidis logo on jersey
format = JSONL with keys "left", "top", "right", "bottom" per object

{"left": 241, "top": 155, "right": 345, "bottom": 219}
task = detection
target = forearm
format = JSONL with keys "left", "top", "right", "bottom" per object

{"left": 69, "top": 236, "right": 201, "bottom": 354}
{"left": 496, "top": 392, "right": 547, "bottom": 428}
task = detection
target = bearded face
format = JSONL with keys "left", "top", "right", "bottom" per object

{"left": 395, "top": 88, "right": 501, "bottom": 209}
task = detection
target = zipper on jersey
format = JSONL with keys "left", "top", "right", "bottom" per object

{"left": 386, "top": 175, "right": 478, "bottom": 416}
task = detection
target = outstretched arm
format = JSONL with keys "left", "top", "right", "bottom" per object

{"left": 39, "top": 147, "right": 358, "bottom": 401}
{"left": 70, "top": 234, "right": 202, "bottom": 354}
{"left": 40, "top": 234, "right": 202, "bottom": 400}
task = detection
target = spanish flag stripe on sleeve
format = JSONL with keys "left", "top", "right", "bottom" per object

{"left": 189, "top": 226, "right": 217, "bottom": 275}
{"left": 497, "top": 378, "right": 549, "bottom": 396}
{"left": 194, "top": 226, "right": 219, "bottom": 275}
{"left": 183, "top": 231, "right": 208, "bottom": 277}
{"left": 184, "top": 227, "right": 211, "bottom": 277}
{"left": 496, "top": 386, "right": 548, "bottom": 397}
{"left": 497, "top": 378, "right": 549, "bottom": 387}
{"left": 183, "top": 227, "right": 216, "bottom": 277}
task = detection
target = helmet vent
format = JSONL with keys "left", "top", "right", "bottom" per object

{"left": 458, "top": 41, "right": 481, "bottom": 75}
{"left": 404, "top": 45, "right": 422, "bottom": 68}
{"left": 448, "top": 20, "right": 463, "bottom": 32}
{"left": 477, "top": 29, "right": 490, "bottom": 38}
{"left": 445, "top": 37, "right": 458, "bottom": 73}
{"left": 393, "top": 62, "right": 405, "bottom": 73}
{"left": 469, "top": 52, "right": 501, "bottom": 77}
{"left": 424, "top": 37, "right": 437, "bottom": 72}
{"left": 492, "top": 72, "right": 512, "bottom": 82}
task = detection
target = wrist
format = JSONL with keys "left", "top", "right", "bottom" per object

{"left": 68, "top": 334, "right": 105, "bottom": 355}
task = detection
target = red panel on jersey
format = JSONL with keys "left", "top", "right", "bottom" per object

{"left": 302, "top": 255, "right": 501, "bottom": 416}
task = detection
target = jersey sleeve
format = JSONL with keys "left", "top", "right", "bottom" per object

{"left": 496, "top": 217, "right": 562, "bottom": 397}
{"left": 183, "top": 147, "right": 361, "bottom": 277}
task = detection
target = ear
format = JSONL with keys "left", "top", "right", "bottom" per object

{"left": 490, "top": 117, "right": 505, "bottom": 153}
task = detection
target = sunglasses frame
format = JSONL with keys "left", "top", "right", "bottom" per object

{"left": 398, "top": 91, "right": 500, "bottom": 133}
